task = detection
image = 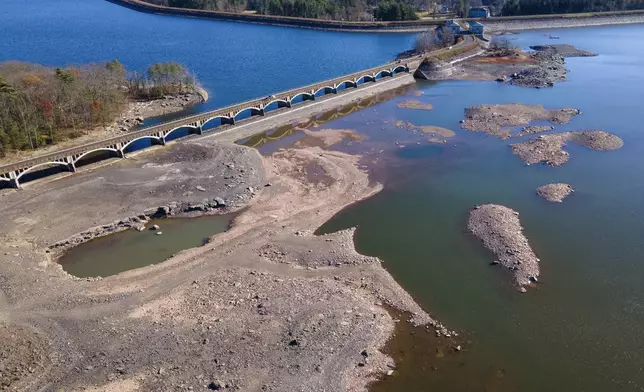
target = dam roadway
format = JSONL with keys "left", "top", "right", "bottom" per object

{"left": 0, "top": 37, "right": 475, "bottom": 189}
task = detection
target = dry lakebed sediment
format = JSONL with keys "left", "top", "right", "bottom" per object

{"left": 0, "top": 131, "right": 460, "bottom": 392}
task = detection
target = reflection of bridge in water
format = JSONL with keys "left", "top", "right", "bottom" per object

{"left": 240, "top": 88, "right": 404, "bottom": 149}
{"left": 0, "top": 58, "right": 424, "bottom": 189}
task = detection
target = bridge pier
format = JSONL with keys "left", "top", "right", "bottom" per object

{"left": 195, "top": 125, "right": 203, "bottom": 135}
{"left": 7, "top": 171, "right": 20, "bottom": 189}
{"left": 65, "top": 156, "right": 76, "bottom": 173}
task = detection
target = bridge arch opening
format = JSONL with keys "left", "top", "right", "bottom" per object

{"left": 263, "top": 99, "right": 290, "bottom": 114}
{"left": 15, "top": 162, "right": 72, "bottom": 186}
{"left": 314, "top": 86, "right": 335, "bottom": 98}
{"left": 335, "top": 80, "right": 356, "bottom": 92}
{"left": 122, "top": 136, "right": 163, "bottom": 154}
{"left": 391, "top": 65, "right": 408, "bottom": 75}
{"left": 201, "top": 116, "right": 232, "bottom": 132}
{"left": 289, "top": 93, "right": 314, "bottom": 106}
{"left": 74, "top": 149, "right": 120, "bottom": 168}
{"left": 0, "top": 177, "right": 14, "bottom": 190}
{"left": 234, "top": 107, "right": 263, "bottom": 122}
{"left": 355, "top": 75, "right": 375, "bottom": 86}
{"left": 375, "top": 70, "right": 392, "bottom": 80}
{"left": 164, "top": 125, "right": 197, "bottom": 143}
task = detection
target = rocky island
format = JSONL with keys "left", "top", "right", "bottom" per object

{"left": 468, "top": 204, "right": 541, "bottom": 290}
{"left": 536, "top": 183, "right": 574, "bottom": 202}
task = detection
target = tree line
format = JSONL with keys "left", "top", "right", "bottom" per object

{"left": 0, "top": 60, "right": 196, "bottom": 157}
{"left": 499, "top": 0, "right": 644, "bottom": 15}
{"left": 145, "top": 0, "right": 421, "bottom": 21}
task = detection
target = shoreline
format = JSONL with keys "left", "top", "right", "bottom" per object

{"left": 0, "top": 124, "right": 454, "bottom": 391}
{"left": 106, "top": 0, "right": 644, "bottom": 33}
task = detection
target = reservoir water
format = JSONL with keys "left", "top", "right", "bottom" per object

{"left": 5, "top": 1, "right": 644, "bottom": 390}
{"left": 311, "top": 25, "right": 644, "bottom": 392}
{"left": 0, "top": 0, "right": 414, "bottom": 114}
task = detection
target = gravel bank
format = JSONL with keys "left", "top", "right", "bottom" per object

{"left": 511, "top": 130, "right": 624, "bottom": 166}
{"left": 536, "top": 183, "right": 574, "bottom": 202}
{"left": 468, "top": 204, "right": 540, "bottom": 289}
{"left": 509, "top": 52, "right": 568, "bottom": 88}
{"left": 461, "top": 103, "right": 580, "bottom": 138}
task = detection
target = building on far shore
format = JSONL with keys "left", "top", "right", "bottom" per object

{"left": 446, "top": 19, "right": 462, "bottom": 34}
{"left": 469, "top": 21, "right": 485, "bottom": 34}
{"left": 468, "top": 6, "right": 490, "bottom": 18}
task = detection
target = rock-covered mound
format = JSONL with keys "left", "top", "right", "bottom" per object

{"left": 530, "top": 44, "right": 598, "bottom": 57}
{"left": 468, "top": 204, "right": 540, "bottom": 290}
{"left": 461, "top": 103, "right": 580, "bottom": 138}
{"left": 511, "top": 130, "right": 623, "bottom": 166}
{"left": 510, "top": 52, "right": 567, "bottom": 88}
{"left": 536, "top": 183, "right": 574, "bottom": 203}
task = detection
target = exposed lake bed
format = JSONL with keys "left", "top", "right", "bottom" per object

{"left": 2, "top": 3, "right": 644, "bottom": 391}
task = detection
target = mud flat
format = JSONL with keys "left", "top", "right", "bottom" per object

{"left": 511, "top": 130, "right": 624, "bottom": 166}
{"left": 537, "top": 183, "right": 574, "bottom": 202}
{"left": 468, "top": 204, "right": 540, "bottom": 290}
{"left": 0, "top": 130, "right": 447, "bottom": 391}
{"left": 460, "top": 103, "right": 580, "bottom": 138}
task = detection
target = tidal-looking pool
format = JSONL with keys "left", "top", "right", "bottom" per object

{"left": 59, "top": 214, "right": 234, "bottom": 278}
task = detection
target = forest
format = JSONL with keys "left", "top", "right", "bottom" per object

{"left": 0, "top": 60, "right": 195, "bottom": 157}
{"left": 499, "top": 0, "right": 644, "bottom": 15}
{"left": 145, "top": 0, "right": 644, "bottom": 18}
{"left": 146, "top": 0, "right": 420, "bottom": 20}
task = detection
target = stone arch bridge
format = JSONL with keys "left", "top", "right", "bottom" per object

{"left": 0, "top": 57, "right": 425, "bottom": 189}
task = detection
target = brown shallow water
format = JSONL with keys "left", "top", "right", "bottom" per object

{"left": 59, "top": 214, "right": 234, "bottom": 278}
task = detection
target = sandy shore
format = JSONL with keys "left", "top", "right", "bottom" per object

{"left": 0, "top": 132, "right": 451, "bottom": 391}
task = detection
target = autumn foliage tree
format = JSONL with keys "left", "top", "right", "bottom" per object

{"left": 0, "top": 60, "right": 197, "bottom": 157}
